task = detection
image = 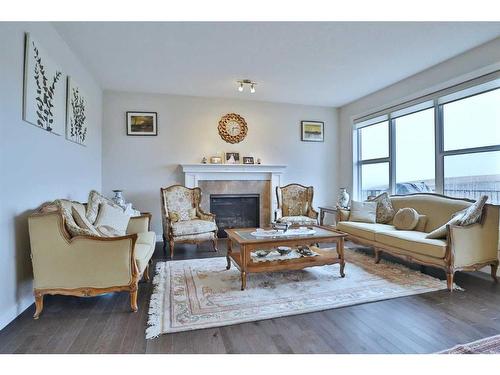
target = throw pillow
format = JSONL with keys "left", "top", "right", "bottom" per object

{"left": 189, "top": 207, "right": 198, "bottom": 220}
{"left": 456, "top": 195, "right": 488, "bottom": 226}
{"left": 86, "top": 190, "right": 123, "bottom": 224}
{"left": 414, "top": 214, "right": 428, "bottom": 232}
{"left": 94, "top": 203, "right": 130, "bottom": 236}
{"left": 71, "top": 206, "right": 100, "bottom": 236}
{"left": 348, "top": 200, "right": 377, "bottom": 223}
{"left": 368, "top": 192, "right": 395, "bottom": 224}
{"left": 56, "top": 199, "right": 99, "bottom": 238}
{"left": 425, "top": 214, "right": 463, "bottom": 239}
{"left": 169, "top": 211, "right": 180, "bottom": 223}
{"left": 393, "top": 208, "right": 419, "bottom": 230}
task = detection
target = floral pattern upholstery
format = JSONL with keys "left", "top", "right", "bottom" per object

{"left": 171, "top": 219, "right": 217, "bottom": 236}
{"left": 161, "top": 185, "right": 218, "bottom": 257}
{"left": 276, "top": 184, "right": 318, "bottom": 225}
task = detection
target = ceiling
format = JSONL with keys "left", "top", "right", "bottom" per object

{"left": 54, "top": 22, "right": 500, "bottom": 107}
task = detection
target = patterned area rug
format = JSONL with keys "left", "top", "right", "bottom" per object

{"left": 440, "top": 334, "right": 500, "bottom": 354}
{"left": 146, "top": 248, "right": 447, "bottom": 338}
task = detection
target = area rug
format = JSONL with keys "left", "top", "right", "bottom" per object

{"left": 146, "top": 248, "right": 448, "bottom": 338}
{"left": 440, "top": 334, "right": 500, "bottom": 354}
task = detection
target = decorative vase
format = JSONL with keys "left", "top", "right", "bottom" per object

{"left": 112, "top": 190, "right": 126, "bottom": 209}
{"left": 337, "top": 188, "right": 350, "bottom": 209}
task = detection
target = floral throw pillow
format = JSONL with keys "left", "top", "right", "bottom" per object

{"left": 368, "top": 192, "right": 395, "bottom": 224}
{"left": 456, "top": 195, "right": 488, "bottom": 226}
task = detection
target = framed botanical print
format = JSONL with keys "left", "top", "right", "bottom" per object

{"left": 301, "top": 121, "right": 324, "bottom": 142}
{"left": 66, "top": 77, "right": 88, "bottom": 146}
{"left": 126, "top": 111, "right": 157, "bottom": 136}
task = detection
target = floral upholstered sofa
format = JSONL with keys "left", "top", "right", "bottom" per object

{"left": 336, "top": 193, "right": 499, "bottom": 290}
{"left": 275, "top": 183, "right": 319, "bottom": 225}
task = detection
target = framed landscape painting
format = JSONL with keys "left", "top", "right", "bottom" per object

{"left": 126, "top": 111, "right": 158, "bottom": 136}
{"left": 301, "top": 120, "right": 324, "bottom": 142}
{"left": 23, "top": 33, "right": 66, "bottom": 135}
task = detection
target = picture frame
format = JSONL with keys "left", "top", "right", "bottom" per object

{"left": 66, "top": 76, "right": 88, "bottom": 146}
{"left": 242, "top": 156, "right": 255, "bottom": 164}
{"left": 210, "top": 156, "right": 223, "bottom": 164}
{"left": 225, "top": 152, "right": 240, "bottom": 164}
{"left": 301, "top": 120, "right": 324, "bottom": 142}
{"left": 126, "top": 111, "right": 157, "bottom": 136}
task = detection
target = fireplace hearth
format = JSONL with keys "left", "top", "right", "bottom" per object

{"left": 210, "top": 194, "right": 260, "bottom": 238}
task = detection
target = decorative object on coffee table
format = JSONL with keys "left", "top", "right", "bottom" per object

{"left": 225, "top": 225, "right": 346, "bottom": 290}
{"left": 126, "top": 111, "right": 157, "bottom": 136}
{"left": 218, "top": 113, "right": 248, "bottom": 143}
{"left": 337, "top": 187, "right": 350, "bottom": 209}
{"left": 301, "top": 120, "right": 324, "bottom": 142}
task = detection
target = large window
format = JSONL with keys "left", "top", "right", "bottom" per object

{"left": 354, "top": 75, "right": 500, "bottom": 204}
{"left": 358, "top": 121, "right": 389, "bottom": 200}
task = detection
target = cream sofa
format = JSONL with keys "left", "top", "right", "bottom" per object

{"left": 28, "top": 202, "right": 155, "bottom": 319}
{"left": 336, "top": 193, "right": 499, "bottom": 290}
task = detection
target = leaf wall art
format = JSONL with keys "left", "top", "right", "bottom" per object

{"left": 66, "top": 77, "right": 88, "bottom": 146}
{"left": 23, "top": 33, "right": 65, "bottom": 135}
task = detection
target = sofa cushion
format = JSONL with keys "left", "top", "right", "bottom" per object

{"left": 134, "top": 243, "right": 154, "bottom": 274}
{"left": 349, "top": 201, "right": 377, "bottom": 223}
{"left": 278, "top": 216, "right": 317, "bottom": 225}
{"left": 94, "top": 203, "right": 130, "bottom": 236}
{"left": 72, "top": 207, "right": 100, "bottom": 236}
{"left": 171, "top": 219, "right": 217, "bottom": 236}
{"left": 136, "top": 231, "right": 156, "bottom": 247}
{"left": 456, "top": 195, "right": 488, "bottom": 226}
{"left": 86, "top": 190, "right": 123, "bottom": 224}
{"left": 393, "top": 208, "right": 419, "bottom": 230}
{"left": 368, "top": 192, "right": 395, "bottom": 224}
{"left": 56, "top": 199, "right": 99, "bottom": 238}
{"left": 336, "top": 221, "right": 396, "bottom": 241}
{"left": 375, "top": 230, "right": 447, "bottom": 258}
{"left": 415, "top": 215, "right": 428, "bottom": 232}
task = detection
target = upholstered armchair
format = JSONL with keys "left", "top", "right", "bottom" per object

{"left": 28, "top": 202, "right": 154, "bottom": 319}
{"left": 275, "top": 183, "right": 319, "bottom": 225}
{"left": 160, "top": 185, "right": 218, "bottom": 258}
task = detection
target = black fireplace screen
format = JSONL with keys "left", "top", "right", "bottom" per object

{"left": 210, "top": 194, "right": 260, "bottom": 238}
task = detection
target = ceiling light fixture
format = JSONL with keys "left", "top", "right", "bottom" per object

{"left": 237, "top": 79, "right": 257, "bottom": 93}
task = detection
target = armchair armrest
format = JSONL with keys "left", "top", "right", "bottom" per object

{"left": 197, "top": 207, "right": 215, "bottom": 222}
{"left": 127, "top": 212, "right": 152, "bottom": 234}
{"left": 307, "top": 207, "right": 319, "bottom": 219}
{"left": 449, "top": 221, "right": 499, "bottom": 268}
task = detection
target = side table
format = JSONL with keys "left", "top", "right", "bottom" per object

{"left": 319, "top": 206, "right": 338, "bottom": 226}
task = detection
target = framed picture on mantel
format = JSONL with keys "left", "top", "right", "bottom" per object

{"left": 126, "top": 111, "right": 157, "bottom": 136}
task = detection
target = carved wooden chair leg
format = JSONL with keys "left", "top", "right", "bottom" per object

{"left": 130, "top": 283, "right": 139, "bottom": 312}
{"left": 143, "top": 264, "right": 150, "bottom": 282}
{"left": 33, "top": 293, "right": 44, "bottom": 319}
{"left": 169, "top": 239, "right": 175, "bottom": 259}
{"left": 446, "top": 271, "right": 455, "bottom": 291}
{"left": 212, "top": 233, "right": 218, "bottom": 252}
{"left": 374, "top": 249, "right": 381, "bottom": 264}
{"left": 491, "top": 262, "right": 499, "bottom": 283}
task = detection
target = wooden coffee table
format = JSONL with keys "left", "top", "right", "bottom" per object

{"left": 224, "top": 225, "right": 347, "bottom": 290}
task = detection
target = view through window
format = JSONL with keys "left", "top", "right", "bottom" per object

{"left": 355, "top": 82, "right": 499, "bottom": 204}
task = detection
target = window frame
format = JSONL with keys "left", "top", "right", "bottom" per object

{"left": 353, "top": 71, "right": 500, "bottom": 201}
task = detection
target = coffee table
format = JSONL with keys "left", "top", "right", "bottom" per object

{"left": 224, "top": 225, "right": 347, "bottom": 290}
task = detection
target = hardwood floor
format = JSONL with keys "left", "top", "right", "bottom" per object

{"left": 1, "top": 239, "right": 499, "bottom": 354}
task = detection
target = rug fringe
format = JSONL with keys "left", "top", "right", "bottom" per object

{"left": 146, "top": 262, "right": 167, "bottom": 339}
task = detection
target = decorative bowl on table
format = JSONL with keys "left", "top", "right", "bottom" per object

{"left": 255, "top": 250, "right": 269, "bottom": 258}
{"left": 276, "top": 246, "right": 292, "bottom": 256}
{"left": 297, "top": 245, "right": 313, "bottom": 256}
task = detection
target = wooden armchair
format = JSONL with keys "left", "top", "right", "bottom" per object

{"left": 160, "top": 185, "right": 218, "bottom": 258}
{"left": 275, "top": 183, "right": 319, "bottom": 225}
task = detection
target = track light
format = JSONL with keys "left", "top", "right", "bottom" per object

{"left": 236, "top": 79, "right": 257, "bottom": 93}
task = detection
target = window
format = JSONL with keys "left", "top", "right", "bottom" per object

{"left": 358, "top": 121, "right": 389, "bottom": 200}
{"left": 394, "top": 108, "right": 435, "bottom": 193}
{"left": 354, "top": 74, "right": 500, "bottom": 204}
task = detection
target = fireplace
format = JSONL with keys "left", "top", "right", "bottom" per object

{"left": 210, "top": 194, "right": 260, "bottom": 238}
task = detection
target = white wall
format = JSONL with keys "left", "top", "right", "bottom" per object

{"left": 102, "top": 91, "right": 339, "bottom": 235}
{"left": 0, "top": 22, "right": 102, "bottom": 329}
{"left": 338, "top": 37, "right": 500, "bottom": 194}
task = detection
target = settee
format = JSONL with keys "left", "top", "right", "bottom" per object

{"left": 336, "top": 193, "right": 499, "bottom": 290}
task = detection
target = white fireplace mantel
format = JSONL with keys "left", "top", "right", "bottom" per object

{"left": 180, "top": 164, "right": 287, "bottom": 216}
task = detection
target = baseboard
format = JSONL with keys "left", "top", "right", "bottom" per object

{"left": 0, "top": 295, "right": 34, "bottom": 331}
